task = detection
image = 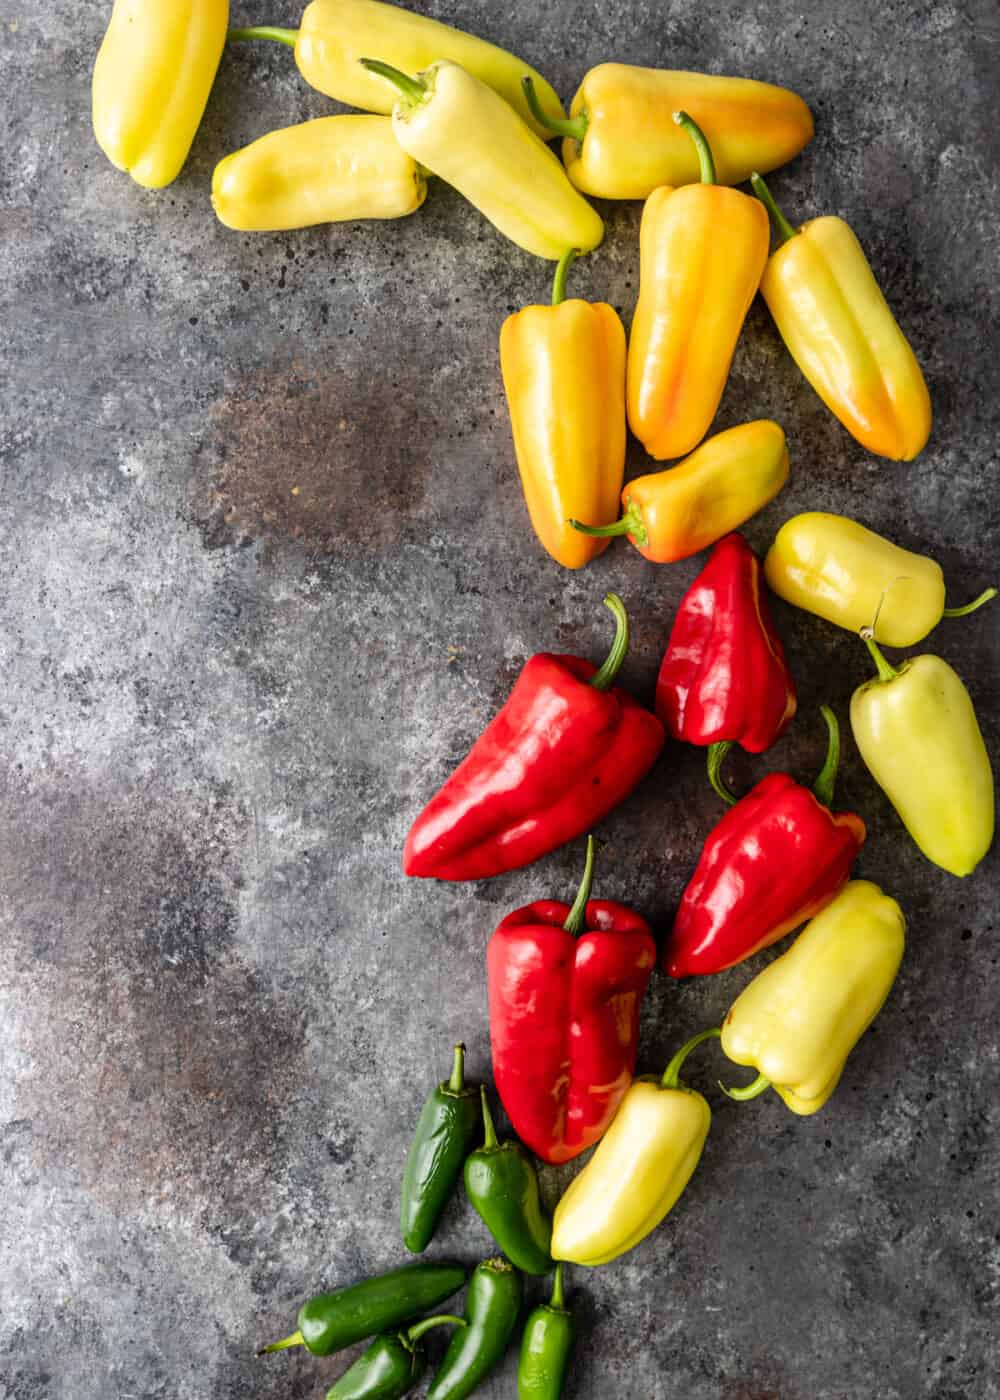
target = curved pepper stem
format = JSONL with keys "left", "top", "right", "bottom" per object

{"left": 522, "top": 76, "right": 588, "bottom": 143}
{"left": 257, "top": 1329, "right": 304, "bottom": 1356}
{"left": 550, "top": 1263, "right": 567, "bottom": 1309}
{"left": 570, "top": 500, "right": 648, "bottom": 548}
{"left": 812, "top": 705, "right": 841, "bottom": 808}
{"left": 407, "top": 1315, "right": 467, "bottom": 1344}
{"left": 673, "top": 111, "right": 716, "bottom": 184}
{"left": 551, "top": 248, "right": 579, "bottom": 306}
{"left": 479, "top": 1086, "right": 499, "bottom": 1150}
{"left": 750, "top": 173, "right": 798, "bottom": 246}
{"left": 228, "top": 25, "right": 298, "bottom": 46}
{"left": 720, "top": 1070, "right": 772, "bottom": 1102}
{"left": 942, "top": 586, "right": 998, "bottom": 618}
{"left": 448, "top": 1042, "right": 467, "bottom": 1094}
{"left": 859, "top": 627, "right": 901, "bottom": 684}
{"left": 360, "top": 58, "right": 429, "bottom": 108}
{"left": 707, "top": 741, "right": 738, "bottom": 806}
{"left": 660, "top": 1027, "right": 722, "bottom": 1090}
{"left": 563, "top": 836, "right": 597, "bottom": 936}
{"left": 589, "top": 594, "right": 630, "bottom": 692}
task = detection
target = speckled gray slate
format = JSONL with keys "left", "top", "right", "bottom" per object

{"left": 2, "top": 2, "right": 999, "bottom": 1398}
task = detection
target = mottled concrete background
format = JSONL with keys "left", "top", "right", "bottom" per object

{"left": 2, "top": 2, "right": 999, "bottom": 1398}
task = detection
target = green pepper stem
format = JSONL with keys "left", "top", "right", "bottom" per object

{"left": 550, "top": 1263, "right": 567, "bottom": 1309}
{"left": 257, "top": 1329, "right": 303, "bottom": 1356}
{"left": 589, "top": 594, "right": 630, "bottom": 692}
{"left": 522, "top": 76, "right": 588, "bottom": 142}
{"left": 570, "top": 500, "right": 648, "bottom": 548}
{"left": 661, "top": 1027, "right": 722, "bottom": 1090}
{"left": 859, "top": 627, "right": 900, "bottom": 685}
{"left": 448, "top": 1043, "right": 466, "bottom": 1094}
{"left": 551, "top": 248, "right": 579, "bottom": 306}
{"left": 750, "top": 173, "right": 798, "bottom": 245}
{"left": 707, "top": 742, "right": 738, "bottom": 806}
{"left": 360, "top": 58, "right": 428, "bottom": 107}
{"left": 812, "top": 705, "right": 841, "bottom": 808}
{"left": 719, "top": 1071, "right": 772, "bottom": 1102}
{"left": 228, "top": 25, "right": 298, "bottom": 46}
{"left": 563, "top": 836, "right": 596, "bottom": 936}
{"left": 407, "top": 1315, "right": 467, "bottom": 1344}
{"left": 942, "top": 586, "right": 998, "bottom": 618}
{"left": 673, "top": 111, "right": 716, "bottom": 184}
{"left": 480, "top": 1086, "right": 499, "bottom": 1150}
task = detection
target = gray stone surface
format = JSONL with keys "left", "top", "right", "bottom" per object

{"left": 2, "top": 1, "right": 999, "bottom": 1397}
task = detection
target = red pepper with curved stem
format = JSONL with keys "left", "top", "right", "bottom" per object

{"left": 664, "top": 707, "right": 866, "bottom": 977}
{"left": 487, "top": 837, "right": 656, "bottom": 1165}
{"left": 656, "top": 533, "right": 796, "bottom": 799}
{"left": 403, "top": 595, "right": 665, "bottom": 880}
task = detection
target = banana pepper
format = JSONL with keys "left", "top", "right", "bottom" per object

{"left": 721, "top": 881, "right": 905, "bottom": 1115}
{"left": 93, "top": 0, "right": 229, "bottom": 189}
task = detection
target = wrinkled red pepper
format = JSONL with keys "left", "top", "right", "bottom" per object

{"left": 403, "top": 595, "right": 665, "bottom": 880}
{"left": 488, "top": 836, "right": 656, "bottom": 1164}
{"left": 664, "top": 707, "right": 866, "bottom": 977}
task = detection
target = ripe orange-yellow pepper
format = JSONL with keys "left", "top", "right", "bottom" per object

{"left": 626, "top": 113, "right": 769, "bottom": 461}
{"left": 753, "top": 175, "right": 932, "bottom": 461}
{"left": 500, "top": 251, "right": 625, "bottom": 570}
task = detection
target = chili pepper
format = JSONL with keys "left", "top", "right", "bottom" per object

{"left": 517, "top": 1265, "right": 575, "bottom": 1398}
{"left": 625, "top": 112, "right": 769, "bottom": 461}
{"left": 212, "top": 116, "right": 426, "bottom": 232}
{"left": 571, "top": 420, "right": 789, "bottom": 565}
{"left": 401, "top": 1043, "right": 482, "bottom": 1254}
{"left": 260, "top": 1261, "right": 466, "bottom": 1357}
{"left": 92, "top": 0, "right": 229, "bottom": 189}
{"left": 488, "top": 836, "right": 656, "bottom": 1165}
{"left": 656, "top": 533, "right": 797, "bottom": 796}
{"left": 752, "top": 174, "right": 931, "bottom": 461}
{"left": 721, "top": 880, "right": 905, "bottom": 1115}
{"left": 426, "top": 1257, "right": 522, "bottom": 1400}
{"left": 464, "top": 1088, "right": 553, "bottom": 1276}
{"left": 850, "top": 630, "right": 994, "bottom": 877}
{"left": 403, "top": 594, "right": 664, "bottom": 880}
{"left": 358, "top": 60, "right": 603, "bottom": 262}
{"left": 499, "top": 249, "right": 626, "bottom": 569}
{"left": 522, "top": 64, "right": 813, "bottom": 200}
{"left": 229, "top": 0, "right": 564, "bottom": 139}
{"left": 550, "top": 1029, "right": 718, "bottom": 1266}
{"left": 665, "top": 707, "right": 866, "bottom": 977}
{"left": 764, "top": 512, "right": 997, "bottom": 647}
{"left": 326, "top": 1315, "right": 466, "bottom": 1400}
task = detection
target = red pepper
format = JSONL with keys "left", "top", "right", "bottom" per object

{"left": 403, "top": 595, "right": 665, "bottom": 880}
{"left": 487, "top": 836, "right": 656, "bottom": 1164}
{"left": 664, "top": 707, "right": 866, "bottom": 977}
{"left": 656, "top": 534, "right": 796, "bottom": 800}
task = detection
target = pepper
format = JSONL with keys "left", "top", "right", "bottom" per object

{"left": 656, "top": 533, "right": 796, "bottom": 799}
{"left": 721, "top": 880, "right": 905, "bottom": 1115}
{"left": 571, "top": 420, "right": 789, "bottom": 565}
{"left": 327, "top": 1315, "right": 466, "bottom": 1400}
{"left": 764, "top": 512, "right": 996, "bottom": 647}
{"left": 426, "top": 1257, "right": 522, "bottom": 1400}
{"left": 488, "top": 837, "right": 655, "bottom": 1165}
{"left": 464, "top": 1088, "right": 553, "bottom": 1276}
{"left": 550, "top": 1029, "right": 718, "bottom": 1266}
{"left": 359, "top": 60, "right": 603, "bottom": 261}
{"left": 401, "top": 1043, "right": 482, "bottom": 1254}
{"left": 212, "top": 116, "right": 426, "bottom": 231}
{"left": 625, "top": 112, "right": 770, "bottom": 461}
{"left": 92, "top": 0, "right": 229, "bottom": 189}
{"left": 499, "top": 250, "right": 626, "bottom": 569}
{"left": 403, "top": 594, "right": 664, "bottom": 881}
{"left": 260, "top": 1261, "right": 467, "bottom": 1357}
{"left": 517, "top": 1265, "right": 575, "bottom": 1399}
{"left": 229, "top": 0, "right": 564, "bottom": 139}
{"left": 752, "top": 174, "right": 932, "bottom": 461}
{"left": 665, "top": 707, "right": 866, "bottom": 977}
{"left": 522, "top": 64, "right": 813, "bottom": 200}
{"left": 850, "top": 630, "right": 994, "bottom": 877}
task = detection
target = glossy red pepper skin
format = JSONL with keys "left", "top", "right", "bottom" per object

{"left": 656, "top": 534, "right": 796, "bottom": 752}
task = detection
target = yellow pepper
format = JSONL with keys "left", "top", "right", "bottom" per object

{"left": 850, "top": 632, "right": 995, "bottom": 877}
{"left": 752, "top": 175, "right": 932, "bottom": 461}
{"left": 92, "top": 0, "right": 229, "bottom": 190}
{"left": 551, "top": 1030, "right": 717, "bottom": 1266}
{"left": 572, "top": 420, "right": 788, "bottom": 564}
{"left": 212, "top": 116, "right": 425, "bottom": 231}
{"left": 522, "top": 63, "right": 813, "bottom": 200}
{"left": 626, "top": 113, "right": 769, "bottom": 460}
{"left": 722, "top": 881, "right": 905, "bottom": 1116}
{"left": 499, "top": 251, "right": 625, "bottom": 570}
{"left": 228, "top": 0, "right": 564, "bottom": 140}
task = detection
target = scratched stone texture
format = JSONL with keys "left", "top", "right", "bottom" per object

{"left": 1, "top": 1, "right": 999, "bottom": 1398}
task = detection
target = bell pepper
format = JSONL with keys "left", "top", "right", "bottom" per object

{"left": 327, "top": 1315, "right": 466, "bottom": 1400}
{"left": 626, "top": 112, "right": 770, "bottom": 461}
{"left": 550, "top": 1028, "right": 719, "bottom": 1266}
{"left": 92, "top": 0, "right": 229, "bottom": 189}
{"left": 656, "top": 533, "right": 796, "bottom": 800}
{"left": 212, "top": 115, "right": 426, "bottom": 231}
{"left": 752, "top": 174, "right": 932, "bottom": 461}
{"left": 571, "top": 420, "right": 789, "bottom": 564}
{"left": 403, "top": 594, "right": 664, "bottom": 880}
{"left": 427, "top": 1257, "right": 522, "bottom": 1400}
{"left": 487, "top": 837, "right": 656, "bottom": 1165}
{"left": 400, "top": 1044, "right": 481, "bottom": 1254}
{"left": 465, "top": 1089, "right": 553, "bottom": 1276}
{"left": 721, "top": 880, "right": 905, "bottom": 1115}
{"left": 764, "top": 512, "right": 996, "bottom": 647}
{"left": 518, "top": 1265, "right": 575, "bottom": 1399}
{"left": 850, "top": 630, "right": 994, "bottom": 877}
{"left": 665, "top": 707, "right": 866, "bottom": 977}
{"left": 522, "top": 64, "right": 813, "bottom": 200}
{"left": 229, "top": 0, "right": 565, "bottom": 139}
{"left": 500, "top": 250, "right": 626, "bottom": 569}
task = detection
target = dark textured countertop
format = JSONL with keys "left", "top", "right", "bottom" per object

{"left": 3, "top": 3, "right": 999, "bottom": 1398}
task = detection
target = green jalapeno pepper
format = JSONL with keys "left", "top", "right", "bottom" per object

{"left": 401, "top": 1043, "right": 482, "bottom": 1253}
{"left": 327, "top": 1315, "right": 466, "bottom": 1399}
{"left": 518, "top": 1265, "right": 575, "bottom": 1398}
{"left": 427, "top": 1257, "right": 523, "bottom": 1399}
{"left": 464, "top": 1088, "right": 552, "bottom": 1276}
